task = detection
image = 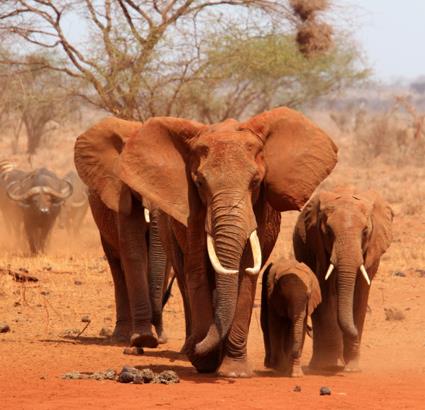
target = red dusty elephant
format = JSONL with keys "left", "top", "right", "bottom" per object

{"left": 77, "top": 107, "right": 337, "bottom": 377}
{"left": 293, "top": 186, "right": 393, "bottom": 372}
{"left": 75, "top": 118, "right": 171, "bottom": 348}
{"left": 261, "top": 259, "right": 321, "bottom": 377}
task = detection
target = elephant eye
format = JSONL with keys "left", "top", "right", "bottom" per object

{"left": 250, "top": 175, "right": 261, "bottom": 189}
{"left": 194, "top": 173, "right": 206, "bottom": 189}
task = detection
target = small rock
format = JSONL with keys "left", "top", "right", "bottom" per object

{"left": 0, "top": 323, "right": 10, "bottom": 333}
{"left": 123, "top": 346, "right": 144, "bottom": 355}
{"left": 293, "top": 385, "right": 302, "bottom": 392}
{"left": 320, "top": 386, "right": 331, "bottom": 396}
{"left": 99, "top": 327, "right": 112, "bottom": 337}
{"left": 13, "top": 301, "right": 21, "bottom": 307}
{"left": 62, "top": 328, "right": 80, "bottom": 337}
{"left": 74, "top": 280, "right": 83, "bottom": 286}
{"left": 133, "top": 375, "right": 145, "bottom": 384}
{"left": 416, "top": 269, "right": 425, "bottom": 278}
{"left": 63, "top": 371, "right": 81, "bottom": 380}
{"left": 40, "top": 291, "right": 49, "bottom": 296}
{"left": 118, "top": 371, "right": 134, "bottom": 383}
{"left": 136, "top": 368, "right": 155, "bottom": 383}
{"left": 89, "top": 372, "right": 103, "bottom": 380}
{"left": 121, "top": 365, "right": 138, "bottom": 374}
{"left": 384, "top": 307, "right": 405, "bottom": 321}
{"left": 393, "top": 271, "right": 406, "bottom": 277}
{"left": 81, "top": 315, "right": 91, "bottom": 323}
{"left": 104, "top": 369, "right": 117, "bottom": 380}
{"left": 157, "top": 370, "right": 180, "bottom": 385}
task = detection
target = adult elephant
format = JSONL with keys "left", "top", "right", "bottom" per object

{"left": 293, "top": 186, "right": 393, "bottom": 372}
{"left": 75, "top": 107, "right": 338, "bottom": 377}
{"left": 75, "top": 118, "right": 172, "bottom": 347}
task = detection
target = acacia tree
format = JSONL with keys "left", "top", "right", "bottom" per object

{"left": 1, "top": 52, "right": 80, "bottom": 153}
{"left": 0, "top": 0, "right": 366, "bottom": 122}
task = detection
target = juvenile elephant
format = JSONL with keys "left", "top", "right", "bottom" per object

{"left": 75, "top": 107, "right": 337, "bottom": 377}
{"left": 261, "top": 259, "right": 321, "bottom": 377}
{"left": 75, "top": 119, "right": 171, "bottom": 347}
{"left": 293, "top": 186, "right": 393, "bottom": 372}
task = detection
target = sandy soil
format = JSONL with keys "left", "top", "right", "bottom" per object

{"left": 1, "top": 164, "right": 425, "bottom": 410}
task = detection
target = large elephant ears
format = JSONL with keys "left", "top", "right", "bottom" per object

{"left": 308, "top": 271, "right": 322, "bottom": 316}
{"left": 364, "top": 190, "right": 394, "bottom": 268}
{"left": 119, "top": 117, "right": 205, "bottom": 227}
{"left": 74, "top": 117, "right": 142, "bottom": 214}
{"left": 241, "top": 107, "right": 338, "bottom": 211}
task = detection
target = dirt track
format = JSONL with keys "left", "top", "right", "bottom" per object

{"left": 1, "top": 179, "right": 425, "bottom": 409}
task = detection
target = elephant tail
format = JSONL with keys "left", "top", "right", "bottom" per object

{"left": 162, "top": 274, "right": 176, "bottom": 309}
{"left": 261, "top": 263, "right": 272, "bottom": 368}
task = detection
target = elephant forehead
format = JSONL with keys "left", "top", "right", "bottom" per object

{"left": 196, "top": 129, "right": 261, "bottom": 146}
{"left": 327, "top": 207, "right": 369, "bottom": 229}
{"left": 194, "top": 131, "right": 262, "bottom": 165}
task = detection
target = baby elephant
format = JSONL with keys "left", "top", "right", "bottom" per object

{"left": 261, "top": 259, "right": 321, "bottom": 377}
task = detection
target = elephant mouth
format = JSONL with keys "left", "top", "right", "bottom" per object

{"left": 324, "top": 262, "right": 371, "bottom": 285}
{"left": 206, "top": 229, "right": 262, "bottom": 276}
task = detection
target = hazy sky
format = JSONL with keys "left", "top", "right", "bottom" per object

{"left": 350, "top": 0, "right": 425, "bottom": 81}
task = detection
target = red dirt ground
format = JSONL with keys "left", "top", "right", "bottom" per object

{"left": 1, "top": 176, "right": 425, "bottom": 409}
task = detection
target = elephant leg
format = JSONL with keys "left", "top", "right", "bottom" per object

{"left": 101, "top": 237, "right": 131, "bottom": 342}
{"left": 148, "top": 211, "right": 168, "bottom": 344}
{"left": 184, "top": 258, "right": 220, "bottom": 373}
{"left": 118, "top": 204, "right": 158, "bottom": 348}
{"left": 290, "top": 316, "right": 306, "bottom": 378}
{"left": 218, "top": 272, "right": 258, "bottom": 378}
{"left": 268, "top": 313, "right": 287, "bottom": 372}
{"left": 310, "top": 289, "right": 344, "bottom": 370}
{"left": 343, "top": 276, "right": 371, "bottom": 372}
{"left": 162, "top": 219, "right": 193, "bottom": 350}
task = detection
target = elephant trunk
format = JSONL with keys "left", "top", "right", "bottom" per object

{"left": 195, "top": 192, "right": 254, "bottom": 356}
{"left": 335, "top": 241, "right": 363, "bottom": 339}
{"left": 292, "top": 312, "right": 306, "bottom": 358}
{"left": 148, "top": 209, "right": 168, "bottom": 331}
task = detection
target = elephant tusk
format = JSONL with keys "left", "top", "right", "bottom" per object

{"left": 144, "top": 208, "right": 150, "bottom": 224}
{"left": 325, "top": 263, "right": 334, "bottom": 280}
{"left": 207, "top": 234, "right": 239, "bottom": 275}
{"left": 360, "top": 264, "right": 371, "bottom": 286}
{"left": 245, "top": 230, "right": 262, "bottom": 275}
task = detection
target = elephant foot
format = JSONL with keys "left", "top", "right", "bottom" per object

{"left": 290, "top": 358, "right": 303, "bottom": 377}
{"left": 130, "top": 325, "right": 158, "bottom": 348}
{"left": 180, "top": 334, "right": 198, "bottom": 354}
{"left": 309, "top": 356, "right": 344, "bottom": 372}
{"left": 217, "top": 356, "right": 252, "bottom": 378}
{"left": 154, "top": 325, "right": 168, "bottom": 344}
{"left": 344, "top": 358, "right": 361, "bottom": 373}
{"left": 110, "top": 323, "right": 131, "bottom": 344}
{"left": 290, "top": 365, "right": 304, "bottom": 378}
